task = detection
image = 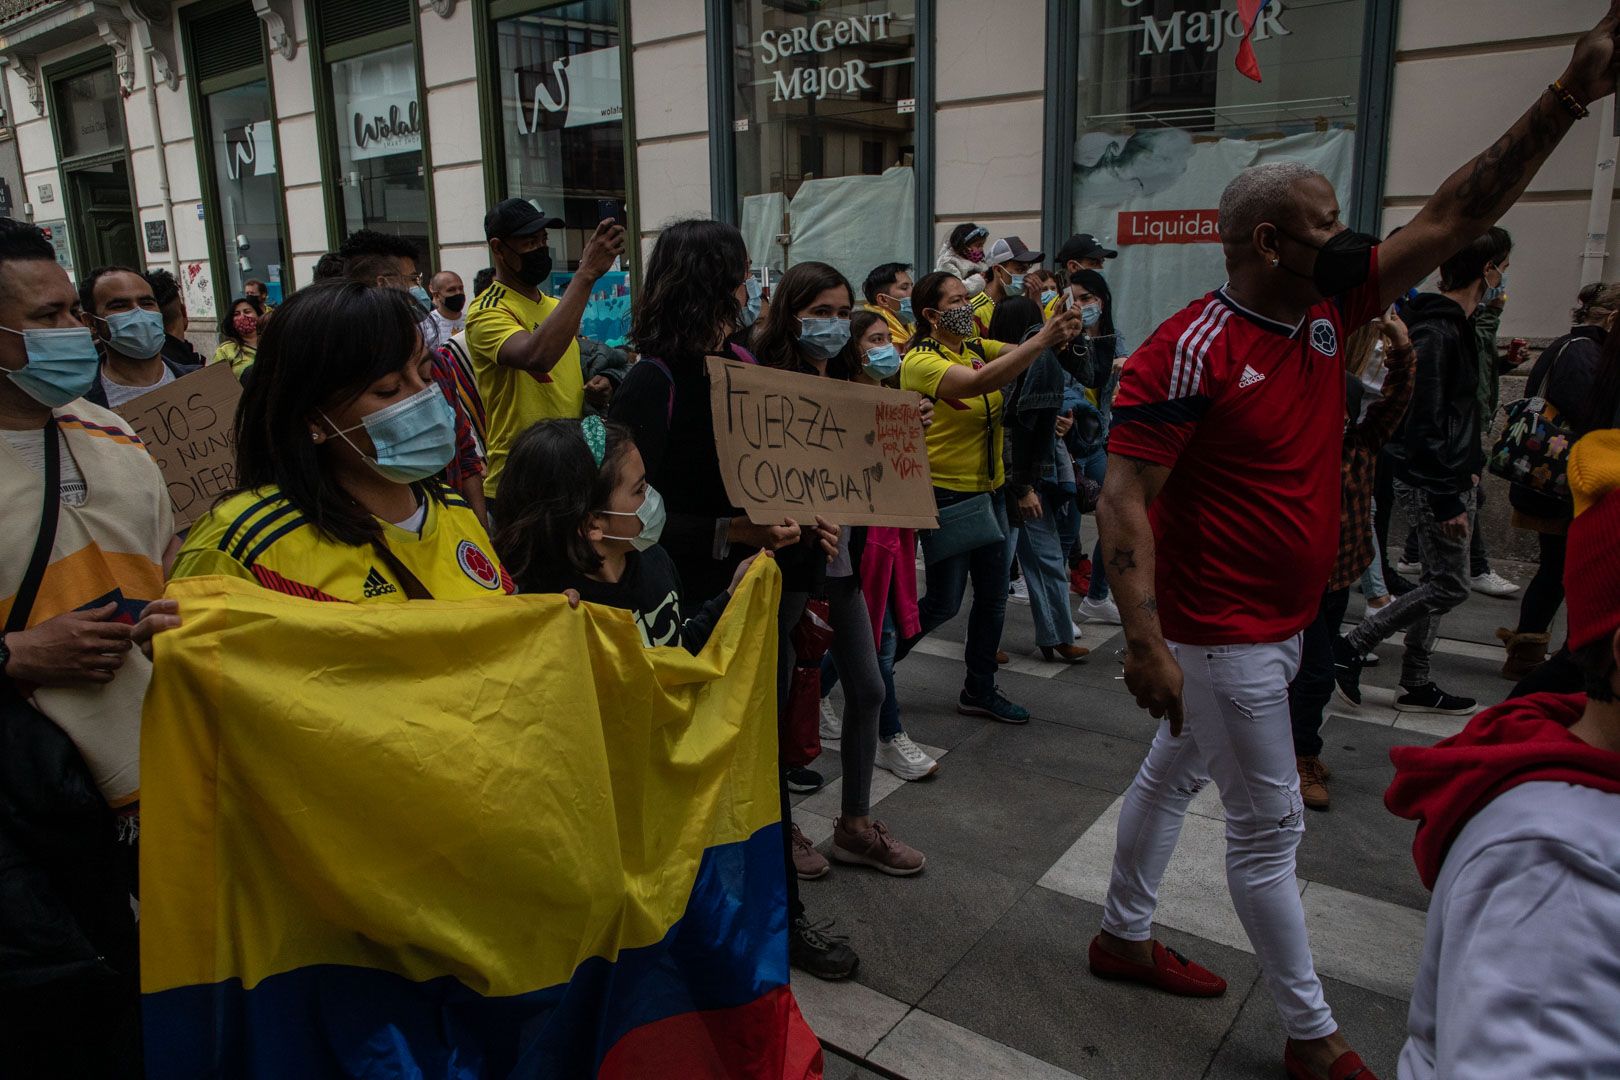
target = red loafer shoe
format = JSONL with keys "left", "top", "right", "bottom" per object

{"left": 1284, "top": 1045, "right": 1375, "bottom": 1080}
{"left": 1087, "top": 935, "right": 1227, "bottom": 997}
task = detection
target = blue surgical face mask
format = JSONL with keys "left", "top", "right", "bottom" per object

{"left": 1041, "top": 289, "right": 1058, "bottom": 308}
{"left": 739, "top": 276, "right": 762, "bottom": 328}
{"left": 898, "top": 296, "right": 914, "bottom": 324}
{"left": 325, "top": 383, "right": 456, "bottom": 484}
{"left": 409, "top": 285, "right": 432, "bottom": 315}
{"left": 1080, "top": 303, "right": 1102, "bottom": 328}
{"left": 1005, "top": 272, "right": 1026, "bottom": 297}
{"left": 862, "top": 343, "right": 901, "bottom": 380}
{"left": 99, "top": 307, "right": 167, "bottom": 360}
{"left": 1, "top": 325, "right": 101, "bottom": 407}
{"left": 602, "top": 485, "right": 666, "bottom": 552}
{"left": 797, "top": 317, "right": 851, "bottom": 361}
{"left": 1480, "top": 267, "right": 1508, "bottom": 307}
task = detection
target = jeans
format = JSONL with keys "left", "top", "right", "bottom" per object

{"left": 821, "top": 610, "right": 903, "bottom": 740}
{"left": 1013, "top": 490, "right": 1077, "bottom": 647}
{"left": 1404, "top": 481, "right": 1490, "bottom": 577}
{"left": 1358, "top": 498, "right": 1388, "bottom": 601}
{"left": 1515, "top": 529, "right": 1568, "bottom": 635}
{"left": 780, "top": 577, "right": 884, "bottom": 818}
{"left": 1345, "top": 480, "right": 1474, "bottom": 688}
{"left": 918, "top": 487, "right": 1010, "bottom": 699}
{"left": 1102, "top": 636, "right": 1332, "bottom": 1040}
{"left": 1076, "top": 447, "right": 1110, "bottom": 601}
{"left": 1288, "top": 588, "right": 1350, "bottom": 759}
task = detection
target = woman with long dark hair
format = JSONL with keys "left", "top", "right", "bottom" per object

{"left": 990, "top": 296, "right": 1089, "bottom": 663}
{"left": 1063, "top": 268, "right": 1128, "bottom": 626}
{"left": 751, "top": 263, "right": 931, "bottom": 867}
{"left": 897, "top": 271, "right": 1080, "bottom": 722}
{"left": 607, "top": 223, "right": 855, "bottom": 981}
{"left": 210, "top": 295, "right": 265, "bottom": 378}
{"left": 172, "top": 283, "right": 511, "bottom": 600}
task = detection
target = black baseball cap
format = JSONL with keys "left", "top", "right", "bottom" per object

{"left": 484, "top": 198, "right": 565, "bottom": 240}
{"left": 1056, "top": 233, "right": 1118, "bottom": 264}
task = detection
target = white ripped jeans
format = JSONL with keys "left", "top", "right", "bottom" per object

{"left": 1100, "top": 636, "right": 1334, "bottom": 1041}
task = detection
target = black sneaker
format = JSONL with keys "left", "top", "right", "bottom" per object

{"left": 1331, "top": 636, "right": 1364, "bottom": 706}
{"left": 785, "top": 767, "right": 824, "bottom": 795}
{"left": 957, "top": 688, "right": 1030, "bottom": 724}
{"left": 1386, "top": 571, "right": 1417, "bottom": 597}
{"left": 790, "top": 915, "right": 859, "bottom": 980}
{"left": 1395, "top": 683, "right": 1477, "bottom": 714}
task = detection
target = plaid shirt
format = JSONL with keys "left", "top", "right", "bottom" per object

{"left": 1330, "top": 345, "right": 1416, "bottom": 591}
{"left": 430, "top": 347, "right": 485, "bottom": 490}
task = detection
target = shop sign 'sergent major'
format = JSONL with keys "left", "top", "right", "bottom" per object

{"left": 755, "top": 13, "right": 900, "bottom": 103}
{"left": 1131, "top": 0, "right": 1290, "bottom": 59}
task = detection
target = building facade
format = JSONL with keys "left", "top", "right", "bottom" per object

{"left": 0, "top": 0, "right": 1612, "bottom": 344}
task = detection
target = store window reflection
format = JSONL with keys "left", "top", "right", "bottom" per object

{"left": 730, "top": 0, "right": 917, "bottom": 288}
{"left": 330, "top": 43, "right": 428, "bottom": 255}
{"left": 203, "top": 80, "right": 287, "bottom": 303}
{"left": 1071, "top": 0, "right": 1366, "bottom": 346}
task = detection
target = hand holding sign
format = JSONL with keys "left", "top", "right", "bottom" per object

{"left": 707, "top": 358, "right": 936, "bottom": 529}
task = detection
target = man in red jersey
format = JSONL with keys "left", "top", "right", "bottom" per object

{"left": 1082, "top": 9, "right": 1620, "bottom": 1080}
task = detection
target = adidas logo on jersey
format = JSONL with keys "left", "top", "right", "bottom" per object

{"left": 362, "top": 567, "right": 397, "bottom": 598}
{"left": 1238, "top": 365, "right": 1266, "bottom": 388}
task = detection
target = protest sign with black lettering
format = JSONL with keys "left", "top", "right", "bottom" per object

{"left": 707, "top": 357, "right": 936, "bottom": 528}
{"left": 114, "top": 362, "right": 242, "bottom": 531}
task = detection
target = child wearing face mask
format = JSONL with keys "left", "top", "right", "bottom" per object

{"left": 493, "top": 415, "right": 757, "bottom": 653}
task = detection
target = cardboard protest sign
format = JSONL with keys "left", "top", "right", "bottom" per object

{"left": 115, "top": 362, "right": 242, "bottom": 531}
{"left": 707, "top": 357, "right": 936, "bottom": 529}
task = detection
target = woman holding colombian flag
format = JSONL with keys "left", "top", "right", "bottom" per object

{"left": 171, "top": 282, "right": 512, "bottom": 599}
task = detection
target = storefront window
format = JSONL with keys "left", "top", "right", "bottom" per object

{"left": 330, "top": 42, "right": 428, "bottom": 256}
{"left": 54, "top": 66, "right": 123, "bottom": 160}
{"left": 49, "top": 62, "right": 138, "bottom": 270}
{"left": 495, "top": 0, "right": 626, "bottom": 290}
{"left": 202, "top": 80, "right": 287, "bottom": 304}
{"left": 730, "top": 0, "right": 917, "bottom": 290}
{"left": 1071, "top": 0, "right": 1365, "bottom": 347}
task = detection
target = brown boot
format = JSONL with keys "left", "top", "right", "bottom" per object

{"left": 1297, "top": 756, "right": 1330, "bottom": 811}
{"left": 1496, "top": 628, "right": 1550, "bottom": 681}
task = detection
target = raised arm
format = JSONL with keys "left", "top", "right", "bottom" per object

{"left": 934, "top": 308, "right": 1082, "bottom": 398}
{"left": 496, "top": 221, "right": 626, "bottom": 374}
{"left": 1098, "top": 452, "right": 1186, "bottom": 735}
{"left": 1377, "top": 4, "right": 1620, "bottom": 307}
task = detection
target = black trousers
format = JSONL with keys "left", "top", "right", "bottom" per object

{"left": 1288, "top": 586, "right": 1351, "bottom": 759}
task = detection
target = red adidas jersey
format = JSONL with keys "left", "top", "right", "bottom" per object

{"left": 1108, "top": 258, "right": 1383, "bottom": 645}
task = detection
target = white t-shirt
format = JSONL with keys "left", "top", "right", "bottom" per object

{"left": 99, "top": 362, "right": 176, "bottom": 409}
{"left": 1399, "top": 781, "right": 1620, "bottom": 1079}
{"left": 1, "top": 424, "right": 88, "bottom": 506}
{"left": 423, "top": 309, "right": 465, "bottom": 351}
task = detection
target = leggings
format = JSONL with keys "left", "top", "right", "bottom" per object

{"left": 779, "top": 577, "right": 884, "bottom": 818}
{"left": 1515, "top": 529, "right": 1568, "bottom": 635}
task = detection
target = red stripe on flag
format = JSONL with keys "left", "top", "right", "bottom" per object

{"left": 598, "top": 984, "right": 824, "bottom": 1080}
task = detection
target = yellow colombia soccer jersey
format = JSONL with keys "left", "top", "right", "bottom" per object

{"left": 172, "top": 485, "right": 514, "bottom": 602}
{"left": 900, "top": 337, "right": 1008, "bottom": 493}
{"left": 862, "top": 302, "right": 911, "bottom": 346}
{"left": 969, "top": 291, "right": 996, "bottom": 337}
{"left": 465, "top": 282, "right": 585, "bottom": 498}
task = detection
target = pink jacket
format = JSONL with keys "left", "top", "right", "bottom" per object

{"left": 859, "top": 527, "right": 921, "bottom": 648}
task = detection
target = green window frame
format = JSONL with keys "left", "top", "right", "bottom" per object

{"left": 43, "top": 49, "right": 138, "bottom": 275}
{"left": 473, "top": 0, "right": 640, "bottom": 286}
{"left": 182, "top": 0, "right": 294, "bottom": 317}
{"left": 307, "top": 0, "right": 437, "bottom": 258}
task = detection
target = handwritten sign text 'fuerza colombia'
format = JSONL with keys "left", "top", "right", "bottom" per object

{"left": 707, "top": 357, "right": 937, "bottom": 529}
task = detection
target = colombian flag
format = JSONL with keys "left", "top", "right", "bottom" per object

{"left": 140, "top": 561, "right": 822, "bottom": 1078}
{"left": 1235, "top": 0, "right": 1271, "bottom": 82}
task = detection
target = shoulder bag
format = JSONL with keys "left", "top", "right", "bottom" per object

{"left": 1487, "top": 336, "right": 1580, "bottom": 502}
{"left": 919, "top": 339, "right": 1008, "bottom": 562}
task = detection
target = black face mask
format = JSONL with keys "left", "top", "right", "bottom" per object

{"left": 443, "top": 293, "right": 467, "bottom": 314}
{"left": 1275, "top": 227, "right": 1378, "bottom": 298}
{"left": 500, "top": 241, "right": 553, "bottom": 289}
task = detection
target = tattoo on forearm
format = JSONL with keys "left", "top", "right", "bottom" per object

{"left": 1138, "top": 595, "right": 1158, "bottom": 614}
{"left": 1108, "top": 547, "right": 1137, "bottom": 575}
{"left": 1454, "top": 94, "right": 1564, "bottom": 221}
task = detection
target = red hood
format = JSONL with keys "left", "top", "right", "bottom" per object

{"left": 1385, "top": 693, "right": 1620, "bottom": 889}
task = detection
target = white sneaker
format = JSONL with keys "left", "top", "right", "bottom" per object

{"left": 1008, "top": 578, "right": 1029, "bottom": 604}
{"left": 1396, "top": 560, "right": 1422, "bottom": 576}
{"left": 1077, "top": 596, "right": 1123, "bottom": 625}
{"left": 1072, "top": 621, "right": 1085, "bottom": 639}
{"left": 1470, "top": 570, "right": 1521, "bottom": 598}
{"left": 876, "top": 733, "right": 939, "bottom": 781}
{"left": 819, "top": 697, "right": 842, "bottom": 742}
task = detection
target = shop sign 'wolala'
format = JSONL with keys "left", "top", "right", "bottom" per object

{"left": 755, "top": 13, "right": 899, "bottom": 103}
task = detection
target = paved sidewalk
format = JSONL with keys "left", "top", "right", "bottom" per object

{"left": 792, "top": 558, "right": 1552, "bottom": 1080}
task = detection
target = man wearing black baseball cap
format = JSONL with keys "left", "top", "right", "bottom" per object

{"left": 465, "top": 198, "right": 626, "bottom": 503}
{"left": 1056, "top": 233, "right": 1118, "bottom": 276}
